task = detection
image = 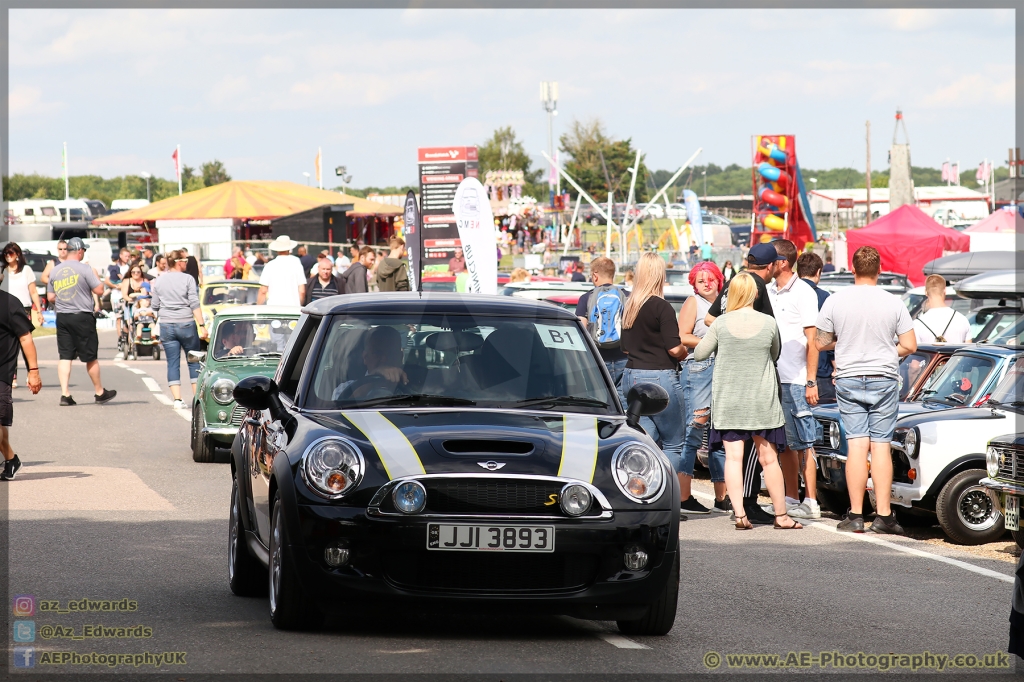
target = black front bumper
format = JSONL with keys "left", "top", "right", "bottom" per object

{"left": 816, "top": 450, "right": 848, "bottom": 492}
{"left": 282, "top": 504, "right": 678, "bottom": 621}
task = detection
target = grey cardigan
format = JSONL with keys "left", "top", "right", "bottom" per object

{"left": 150, "top": 271, "right": 200, "bottom": 324}
{"left": 693, "top": 308, "right": 784, "bottom": 431}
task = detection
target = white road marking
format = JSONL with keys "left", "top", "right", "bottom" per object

{"left": 142, "top": 377, "right": 162, "bottom": 392}
{"left": 115, "top": 362, "right": 128, "bottom": 369}
{"left": 596, "top": 633, "right": 650, "bottom": 649}
{"left": 177, "top": 408, "right": 192, "bottom": 423}
{"left": 808, "top": 522, "right": 1013, "bottom": 583}
{"left": 153, "top": 394, "right": 173, "bottom": 406}
{"left": 691, "top": 486, "right": 1013, "bottom": 584}
{"left": 127, "top": 368, "right": 148, "bottom": 375}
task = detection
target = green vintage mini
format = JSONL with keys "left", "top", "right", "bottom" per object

{"left": 189, "top": 305, "right": 301, "bottom": 462}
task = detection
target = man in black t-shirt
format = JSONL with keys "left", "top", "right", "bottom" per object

{"left": 704, "top": 241, "right": 785, "bottom": 525}
{"left": 0, "top": 290, "right": 41, "bottom": 480}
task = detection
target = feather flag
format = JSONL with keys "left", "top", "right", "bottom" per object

{"left": 315, "top": 147, "right": 323, "bottom": 190}
{"left": 941, "top": 161, "right": 950, "bottom": 182}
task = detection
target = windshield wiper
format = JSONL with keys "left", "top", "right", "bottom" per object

{"left": 924, "top": 394, "right": 965, "bottom": 405}
{"left": 511, "top": 395, "right": 609, "bottom": 409}
{"left": 252, "top": 352, "right": 282, "bottom": 358}
{"left": 346, "top": 394, "right": 477, "bottom": 408}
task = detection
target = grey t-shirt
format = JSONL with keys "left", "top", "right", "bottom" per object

{"left": 46, "top": 260, "right": 101, "bottom": 314}
{"left": 816, "top": 285, "right": 913, "bottom": 380}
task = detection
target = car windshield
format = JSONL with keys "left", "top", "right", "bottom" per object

{"left": 899, "top": 352, "right": 934, "bottom": 401}
{"left": 987, "top": 358, "right": 1024, "bottom": 410}
{"left": 305, "top": 313, "right": 616, "bottom": 413}
{"left": 991, "top": 317, "right": 1024, "bottom": 346}
{"left": 665, "top": 270, "right": 688, "bottom": 285}
{"left": 203, "top": 284, "right": 259, "bottom": 306}
{"left": 978, "top": 312, "right": 1024, "bottom": 344}
{"left": 919, "top": 354, "right": 996, "bottom": 406}
{"left": 212, "top": 317, "right": 297, "bottom": 360}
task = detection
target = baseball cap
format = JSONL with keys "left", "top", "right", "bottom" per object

{"left": 66, "top": 237, "right": 88, "bottom": 251}
{"left": 747, "top": 242, "right": 786, "bottom": 266}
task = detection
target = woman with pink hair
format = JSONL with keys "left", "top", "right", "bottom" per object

{"left": 674, "top": 261, "right": 728, "bottom": 514}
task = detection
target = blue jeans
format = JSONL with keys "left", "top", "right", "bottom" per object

{"left": 161, "top": 322, "right": 200, "bottom": 386}
{"left": 680, "top": 358, "right": 725, "bottom": 481}
{"left": 620, "top": 367, "right": 685, "bottom": 470}
{"left": 780, "top": 383, "right": 819, "bottom": 450}
{"left": 604, "top": 358, "right": 627, "bottom": 407}
{"left": 835, "top": 376, "right": 900, "bottom": 442}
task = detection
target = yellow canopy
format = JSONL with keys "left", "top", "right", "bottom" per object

{"left": 92, "top": 180, "right": 400, "bottom": 226}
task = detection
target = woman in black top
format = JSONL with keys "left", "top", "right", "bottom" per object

{"left": 620, "top": 252, "right": 688, "bottom": 477}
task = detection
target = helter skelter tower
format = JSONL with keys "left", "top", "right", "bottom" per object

{"left": 888, "top": 108, "right": 914, "bottom": 210}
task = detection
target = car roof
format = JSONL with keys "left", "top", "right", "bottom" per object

{"left": 950, "top": 344, "right": 1024, "bottom": 358}
{"left": 304, "top": 292, "right": 578, "bottom": 320}
{"left": 215, "top": 305, "right": 301, "bottom": 317}
{"left": 503, "top": 281, "right": 593, "bottom": 290}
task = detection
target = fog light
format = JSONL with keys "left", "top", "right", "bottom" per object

{"left": 908, "top": 468, "right": 917, "bottom": 481}
{"left": 623, "top": 544, "right": 648, "bottom": 570}
{"left": 324, "top": 546, "right": 350, "bottom": 567}
{"left": 393, "top": 480, "right": 427, "bottom": 514}
{"left": 559, "top": 483, "right": 592, "bottom": 516}
{"left": 217, "top": 410, "right": 228, "bottom": 422}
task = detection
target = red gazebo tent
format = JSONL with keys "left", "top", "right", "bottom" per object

{"left": 845, "top": 204, "right": 970, "bottom": 285}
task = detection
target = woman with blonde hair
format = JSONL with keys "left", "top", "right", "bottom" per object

{"left": 619, "top": 253, "right": 688, "bottom": 480}
{"left": 693, "top": 272, "right": 799, "bottom": 530}
{"left": 509, "top": 267, "right": 531, "bottom": 283}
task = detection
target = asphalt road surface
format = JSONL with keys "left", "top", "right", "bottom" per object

{"left": 5, "top": 330, "right": 1021, "bottom": 677}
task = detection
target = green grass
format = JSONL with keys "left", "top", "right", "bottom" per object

{"left": 32, "top": 327, "right": 56, "bottom": 337}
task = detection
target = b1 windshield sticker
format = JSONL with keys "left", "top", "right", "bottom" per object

{"left": 534, "top": 324, "right": 587, "bottom": 352}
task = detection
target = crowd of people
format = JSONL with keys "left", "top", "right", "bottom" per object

{"left": 578, "top": 241, "right": 919, "bottom": 534}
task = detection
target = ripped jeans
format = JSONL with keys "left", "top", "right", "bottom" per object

{"left": 680, "top": 357, "right": 725, "bottom": 482}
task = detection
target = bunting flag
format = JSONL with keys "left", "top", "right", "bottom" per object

{"left": 941, "top": 161, "right": 950, "bottom": 182}
{"left": 172, "top": 147, "right": 180, "bottom": 181}
{"left": 951, "top": 163, "right": 960, "bottom": 185}
{"left": 315, "top": 147, "right": 323, "bottom": 189}
{"left": 976, "top": 161, "right": 992, "bottom": 183}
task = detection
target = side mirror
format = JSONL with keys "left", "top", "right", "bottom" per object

{"left": 234, "top": 375, "right": 288, "bottom": 422}
{"left": 625, "top": 383, "right": 669, "bottom": 429}
{"left": 187, "top": 350, "right": 207, "bottom": 365}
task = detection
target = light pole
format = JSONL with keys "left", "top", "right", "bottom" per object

{"left": 140, "top": 172, "right": 151, "bottom": 202}
{"left": 702, "top": 170, "right": 707, "bottom": 200}
{"left": 302, "top": 172, "right": 311, "bottom": 186}
{"left": 335, "top": 165, "right": 352, "bottom": 193}
{"left": 540, "top": 81, "right": 559, "bottom": 232}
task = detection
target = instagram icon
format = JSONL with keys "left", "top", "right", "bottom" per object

{"left": 12, "top": 595, "right": 34, "bottom": 617}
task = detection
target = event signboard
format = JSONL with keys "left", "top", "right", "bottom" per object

{"left": 452, "top": 177, "right": 497, "bottom": 295}
{"left": 403, "top": 190, "right": 420, "bottom": 291}
{"left": 418, "top": 146, "right": 478, "bottom": 270}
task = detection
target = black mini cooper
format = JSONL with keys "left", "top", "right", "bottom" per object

{"left": 229, "top": 293, "right": 679, "bottom": 634}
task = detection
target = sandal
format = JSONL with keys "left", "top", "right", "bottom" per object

{"left": 734, "top": 514, "right": 752, "bottom": 531}
{"left": 774, "top": 513, "right": 803, "bottom": 530}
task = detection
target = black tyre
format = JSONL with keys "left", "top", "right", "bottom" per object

{"left": 893, "top": 507, "right": 934, "bottom": 528}
{"left": 1011, "top": 529, "right": 1024, "bottom": 550}
{"left": 192, "top": 403, "right": 215, "bottom": 463}
{"left": 617, "top": 551, "right": 678, "bottom": 636}
{"left": 935, "top": 469, "right": 1004, "bottom": 545}
{"left": 268, "top": 495, "right": 323, "bottom": 630}
{"left": 153, "top": 345, "right": 161, "bottom": 361}
{"left": 229, "top": 479, "right": 266, "bottom": 596}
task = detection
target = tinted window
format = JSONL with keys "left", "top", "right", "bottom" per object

{"left": 919, "top": 354, "right": 996, "bottom": 407}
{"left": 277, "top": 315, "right": 321, "bottom": 400}
{"left": 305, "top": 313, "right": 615, "bottom": 413}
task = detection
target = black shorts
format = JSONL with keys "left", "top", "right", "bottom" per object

{"left": 0, "top": 381, "right": 12, "bottom": 427}
{"left": 56, "top": 312, "right": 99, "bottom": 363}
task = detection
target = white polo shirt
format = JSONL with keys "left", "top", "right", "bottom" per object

{"left": 767, "top": 273, "right": 820, "bottom": 385}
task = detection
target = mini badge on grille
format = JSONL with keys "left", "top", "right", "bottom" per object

{"left": 477, "top": 461, "right": 506, "bottom": 471}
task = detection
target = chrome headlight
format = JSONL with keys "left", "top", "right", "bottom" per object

{"left": 559, "top": 483, "right": 593, "bottom": 516}
{"left": 203, "top": 312, "right": 213, "bottom": 329}
{"left": 301, "top": 437, "right": 365, "bottom": 499}
{"left": 393, "top": 480, "right": 426, "bottom": 514}
{"left": 903, "top": 427, "right": 918, "bottom": 458}
{"left": 211, "top": 377, "right": 236, "bottom": 404}
{"left": 828, "top": 421, "right": 840, "bottom": 450}
{"left": 987, "top": 446, "right": 1000, "bottom": 478}
{"left": 612, "top": 443, "right": 666, "bottom": 503}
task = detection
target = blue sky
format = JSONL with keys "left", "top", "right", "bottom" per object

{"left": 9, "top": 8, "right": 1015, "bottom": 188}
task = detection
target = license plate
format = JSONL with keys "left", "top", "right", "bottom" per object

{"left": 427, "top": 524, "right": 555, "bottom": 552}
{"left": 1005, "top": 496, "right": 1019, "bottom": 531}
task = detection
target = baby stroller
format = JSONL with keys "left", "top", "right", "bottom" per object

{"left": 125, "top": 295, "right": 161, "bottom": 361}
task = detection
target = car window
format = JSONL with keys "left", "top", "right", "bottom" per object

{"left": 991, "top": 317, "right": 1024, "bottom": 346}
{"left": 212, "top": 317, "right": 297, "bottom": 360}
{"left": 203, "top": 284, "right": 259, "bottom": 306}
{"left": 41, "top": 207, "right": 57, "bottom": 216}
{"left": 919, "top": 354, "right": 996, "bottom": 406}
{"left": 986, "top": 313, "right": 1022, "bottom": 343}
{"left": 304, "top": 313, "right": 616, "bottom": 413}
{"left": 899, "top": 352, "right": 932, "bottom": 400}
{"left": 665, "top": 270, "right": 688, "bottom": 286}
{"left": 988, "top": 357, "right": 1024, "bottom": 408}
{"left": 277, "top": 315, "right": 321, "bottom": 400}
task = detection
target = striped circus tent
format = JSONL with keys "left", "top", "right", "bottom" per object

{"left": 92, "top": 180, "right": 400, "bottom": 226}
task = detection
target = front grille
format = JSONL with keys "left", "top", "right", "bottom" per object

{"left": 382, "top": 551, "right": 599, "bottom": 593}
{"left": 994, "top": 445, "right": 1024, "bottom": 482}
{"left": 230, "top": 404, "right": 247, "bottom": 425}
{"left": 422, "top": 479, "right": 567, "bottom": 515}
{"left": 815, "top": 418, "right": 835, "bottom": 450}
{"left": 892, "top": 451, "right": 913, "bottom": 484}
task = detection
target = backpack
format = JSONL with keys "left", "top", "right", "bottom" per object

{"left": 587, "top": 284, "right": 626, "bottom": 349}
{"left": 918, "top": 309, "right": 956, "bottom": 343}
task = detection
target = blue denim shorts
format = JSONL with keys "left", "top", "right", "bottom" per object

{"left": 835, "top": 376, "right": 900, "bottom": 443}
{"left": 780, "top": 383, "right": 819, "bottom": 450}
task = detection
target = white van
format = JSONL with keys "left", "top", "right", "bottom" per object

{"left": 5, "top": 200, "right": 64, "bottom": 224}
{"left": 52, "top": 199, "right": 93, "bottom": 223}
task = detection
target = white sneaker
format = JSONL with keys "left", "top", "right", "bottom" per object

{"left": 172, "top": 399, "right": 185, "bottom": 410}
{"left": 788, "top": 501, "right": 821, "bottom": 519}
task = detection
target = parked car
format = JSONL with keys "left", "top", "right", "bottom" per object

{"left": 188, "top": 305, "right": 300, "bottom": 462}
{"left": 816, "top": 271, "right": 910, "bottom": 296}
{"left": 22, "top": 250, "right": 57, "bottom": 299}
{"left": 955, "top": 270, "right": 1023, "bottom": 343}
{"left": 500, "top": 281, "right": 593, "bottom": 300}
{"left": 228, "top": 293, "right": 680, "bottom": 633}
{"left": 982, "top": 424, "right": 1024, "bottom": 549}
{"left": 898, "top": 343, "right": 961, "bottom": 402}
{"left": 200, "top": 280, "right": 262, "bottom": 330}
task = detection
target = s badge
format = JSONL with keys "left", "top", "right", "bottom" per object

{"left": 477, "top": 461, "right": 506, "bottom": 471}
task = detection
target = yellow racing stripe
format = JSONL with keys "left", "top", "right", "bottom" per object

{"left": 342, "top": 411, "right": 425, "bottom": 480}
{"left": 557, "top": 415, "right": 599, "bottom": 483}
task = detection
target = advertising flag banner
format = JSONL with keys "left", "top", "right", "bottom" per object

{"left": 941, "top": 161, "right": 950, "bottom": 182}
{"left": 404, "top": 190, "right": 421, "bottom": 292}
{"left": 417, "top": 146, "right": 479, "bottom": 269}
{"left": 453, "top": 177, "right": 497, "bottom": 295}
{"left": 316, "top": 148, "right": 323, "bottom": 189}
{"left": 172, "top": 147, "right": 180, "bottom": 180}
